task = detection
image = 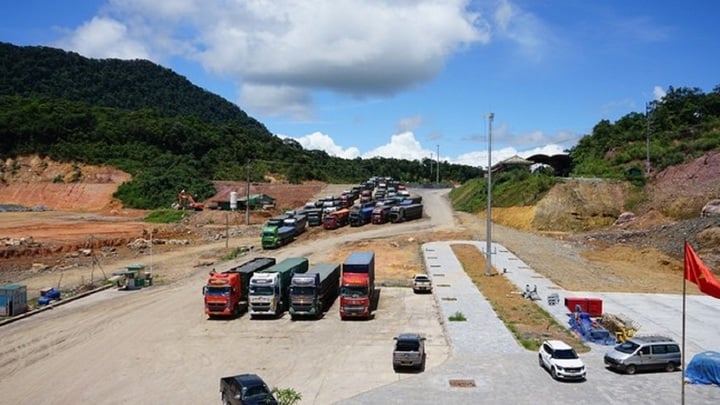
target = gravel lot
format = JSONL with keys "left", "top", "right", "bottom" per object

{"left": 1, "top": 187, "right": 719, "bottom": 404}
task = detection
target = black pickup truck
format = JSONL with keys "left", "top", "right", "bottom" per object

{"left": 220, "top": 374, "right": 277, "bottom": 405}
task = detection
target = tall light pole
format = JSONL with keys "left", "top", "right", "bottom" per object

{"left": 436, "top": 144, "right": 440, "bottom": 184}
{"left": 486, "top": 113, "right": 494, "bottom": 276}
{"left": 645, "top": 102, "right": 652, "bottom": 176}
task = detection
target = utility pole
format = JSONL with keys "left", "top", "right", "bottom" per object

{"left": 245, "top": 161, "right": 251, "bottom": 226}
{"left": 486, "top": 113, "right": 494, "bottom": 277}
{"left": 429, "top": 152, "right": 433, "bottom": 181}
{"left": 645, "top": 102, "right": 652, "bottom": 176}
{"left": 436, "top": 144, "right": 440, "bottom": 184}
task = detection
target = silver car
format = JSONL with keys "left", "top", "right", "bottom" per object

{"left": 604, "top": 335, "right": 681, "bottom": 375}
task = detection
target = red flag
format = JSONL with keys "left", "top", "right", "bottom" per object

{"left": 684, "top": 242, "right": 720, "bottom": 299}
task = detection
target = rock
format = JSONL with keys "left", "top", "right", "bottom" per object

{"left": 614, "top": 212, "right": 636, "bottom": 226}
{"left": 701, "top": 199, "right": 720, "bottom": 217}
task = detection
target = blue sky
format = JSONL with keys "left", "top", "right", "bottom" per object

{"left": 1, "top": 1, "right": 718, "bottom": 167}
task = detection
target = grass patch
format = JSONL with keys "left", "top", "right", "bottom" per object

{"left": 144, "top": 209, "right": 188, "bottom": 223}
{"left": 448, "top": 311, "right": 467, "bottom": 322}
{"left": 451, "top": 244, "right": 588, "bottom": 353}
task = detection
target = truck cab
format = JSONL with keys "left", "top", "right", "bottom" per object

{"left": 249, "top": 273, "right": 281, "bottom": 315}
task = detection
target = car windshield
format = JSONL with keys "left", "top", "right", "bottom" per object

{"left": 249, "top": 285, "right": 273, "bottom": 295}
{"left": 341, "top": 286, "right": 367, "bottom": 297}
{"left": 615, "top": 341, "right": 640, "bottom": 354}
{"left": 553, "top": 349, "right": 579, "bottom": 359}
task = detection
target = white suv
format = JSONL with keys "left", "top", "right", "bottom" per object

{"left": 538, "top": 340, "right": 586, "bottom": 381}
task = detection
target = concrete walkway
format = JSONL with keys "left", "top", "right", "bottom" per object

{"left": 339, "top": 241, "right": 720, "bottom": 405}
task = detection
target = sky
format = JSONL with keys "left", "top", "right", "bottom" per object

{"left": 1, "top": 1, "right": 718, "bottom": 168}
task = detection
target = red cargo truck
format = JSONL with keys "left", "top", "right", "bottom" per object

{"left": 203, "top": 257, "right": 276, "bottom": 318}
{"left": 339, "top": 251, "right": 375, "bottom": 320}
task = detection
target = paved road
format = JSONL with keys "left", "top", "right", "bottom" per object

{"left": 341, "top": 241, "right": 720, "bottom": 404}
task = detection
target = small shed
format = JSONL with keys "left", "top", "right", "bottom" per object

{"left": 0, "top": 284, "right": 28, "bottom": 316}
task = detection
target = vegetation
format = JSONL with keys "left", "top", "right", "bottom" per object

{"left": 0, "top": 42, "right": 483, "bottom": 209}
{"left": 448, "top": 311, "right": 467, "bottom": 322}
{"left": 451, "top": 85, "right": 720, "bottom": 214}
{"left": 144, "top": 210, "right": 188, "bottom": 223}
{"left": 450, "top": 170, "right": 558, "bottom": 213}
{"left": 271, "top": 387, "right": 302, "bottom": 405}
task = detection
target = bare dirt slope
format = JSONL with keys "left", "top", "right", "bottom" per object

{"left": 1, "top": 154, "right": 719, "bottom": 302}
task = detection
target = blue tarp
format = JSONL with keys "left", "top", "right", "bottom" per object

{"left": 685, "top": 351, "right": 720, "bottom": 386}
{"left": 568, "top": 312, "right": 616, "bottom": 345}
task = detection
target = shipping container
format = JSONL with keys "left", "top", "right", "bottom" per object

{"left": 564, "top": 297, "right": 603, "bottom": 317}
{"left": 0, "top": 284, "right": 28, "bottom": 316}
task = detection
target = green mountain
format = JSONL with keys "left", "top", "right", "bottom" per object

{"left": 0, "top": 42, "right": 482, "bottom": 208}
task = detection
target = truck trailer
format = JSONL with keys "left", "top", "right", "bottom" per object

{"left": 389, "top": 203, "right": 423, "bottom": 223}
{"left": 249, "top": 257, "right": 309, "bottom": 317}
{"left": 289, "top": 263, "right": 341, "bottom": 319}
{"left": 203, "top": 257, "right": 276, "bottom": 318}
{"left": 340, "top": 251, "right": 376, "bottom": 320}
{"left": 283, "top": 213, "right": 307, "bottom": 236}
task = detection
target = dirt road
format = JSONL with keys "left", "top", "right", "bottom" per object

{"left": 0, "top": 188, "right": 455, "bottom": 404}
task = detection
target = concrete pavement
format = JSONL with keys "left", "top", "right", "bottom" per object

{"left": 339, "top": 241, "right": 720, "bottom": 404}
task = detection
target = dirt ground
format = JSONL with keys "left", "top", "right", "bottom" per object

{"left": 0, "top": 155, "right": 710, "bottom": 307}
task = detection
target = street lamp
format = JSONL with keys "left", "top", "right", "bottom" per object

{"left": 486, "top": 113, "right": 494, "bottom": 276}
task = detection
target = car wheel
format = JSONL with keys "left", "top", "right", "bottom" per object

{"left": 222, "top": 392, "right": 231, "bottom": 405}
{"left": 625, "top": 364, "right": 637, "bottom": 375}
{"left": 538, "top": 355, "right": 544, "bottom": 368}
{"left": 551, "top": 367, "right": 558, "bottom": 380}
{"left": 665, "top": 362, "right": 676, "bottom": 372}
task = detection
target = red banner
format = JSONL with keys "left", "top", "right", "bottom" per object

{"left": 684, "top": 242, "right": 720, "bottom": 299}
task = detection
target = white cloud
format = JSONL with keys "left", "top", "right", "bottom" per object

{"left": 454, "top": 143, "right": 567, "bottom": 168}
{"left": 396, "top": 115, "right": 424, "bottom": 133}
{"left": 653, "top": 85, "right": 667, "bottom": 101}
{"left": 54, "top": 16, "right": 149, "bottom": 60}
{"left": 493, "top": 0, "right": 552, "bottom": 62}
{"left": 362, "top": 132, "right": 432, "bottom": 161}
{"left": 56, "top": 0, "right": 489, "bottom": 118}
{"left": 290, "top": 131, "right": 360, "bottom": 159}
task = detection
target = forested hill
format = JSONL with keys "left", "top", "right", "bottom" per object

{"left": 0, "top": 42, "right": 482, "bottom": 209}
{"left": 0, "top": 42, "right": 264, "bottom": 130}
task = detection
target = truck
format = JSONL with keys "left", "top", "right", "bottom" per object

{"left": 371, "top": 200, "right": 397, "bottom": 224}
{"left": 249, "top": 257, "right": 309, "bottom": 317}
{"left": 203, "top": 257, "right": 276, "bottom": 318}
{"left": 289, "top": 263, "right": 341, "bottom": 319}
{"left": 339, "top": 251, "right": 375, "bottom": 320}
{"left": 349, "top": 204, "right": 375, "bottom": 227}
{"left": 323, "top": 208, "right": 350, "bottom": 230}
{"left": 305, "top": 207, "right": 323, "bottom": 227}
{"left": 261, "top": 224, "right": 295, "bottom": 249}
{"left": 283, "top": 213, "right": 307, "bottom": 236}
{"left": 392, "top": 333, "right": 426, "bottom": 372}
{"left": 389, "top": 203, "right": 423, "bottom": 223}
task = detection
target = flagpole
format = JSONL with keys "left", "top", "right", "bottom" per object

{"left": 681, "top": 241, "right": 687, "bottom": 404}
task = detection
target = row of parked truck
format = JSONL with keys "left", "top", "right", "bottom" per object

{"left": 202, "top": 251, "right": 376, "bottom": 321}
{"left": 260, "top": 179, "right": 423, "bottom": 249}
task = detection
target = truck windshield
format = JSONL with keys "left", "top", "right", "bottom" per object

{"left": 250, "top": 285, "right": 274, "bottom": 295}
{"left": 205, "top": 286, "right": 231, "bottom": 296}
{"left": 341, "top": 286, "right": 367, "bottom": 297}
{"left": 262, "top": 230, "right": 276, "bottom": 237}
{"left": 290, "top": 286, "right": 315, "bottom": 295}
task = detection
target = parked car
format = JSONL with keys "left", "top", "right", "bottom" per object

{"left": 412, "top": 274, "right": 432, "bottom": 294}
{"left": 538, "top": 340, "right": 587, "bottom": 381}
{"left": 220, "top": 373, "right": 278, "bottom": 405}
{"left": 393, "top": 333, "right": 426, "bottom": 371}
{"left": 604, "top": 335, "right": 681, "bottom": 375}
